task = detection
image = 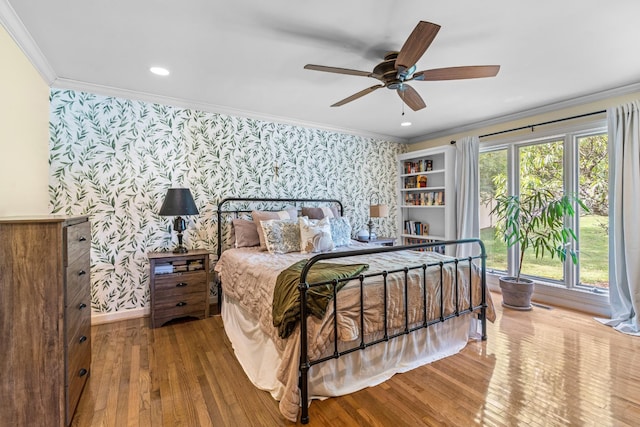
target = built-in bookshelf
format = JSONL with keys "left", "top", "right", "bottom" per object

{"left": 397, "top": 146, "right": 455, "bottom": 253}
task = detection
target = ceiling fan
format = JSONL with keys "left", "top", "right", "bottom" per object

{"left": 304, "top": 21, "right": 500, "bottom": 111}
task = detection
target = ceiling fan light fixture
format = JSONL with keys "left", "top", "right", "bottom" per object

{"left": 401, "top": 121, "right": 412, "bottom": 127}
{"left": 150, "top": 66, "right": 170, "bottom": 76}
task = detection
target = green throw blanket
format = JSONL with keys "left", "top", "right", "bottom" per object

{"left": 272, "top": 259, "right": 369, "bottom": 339}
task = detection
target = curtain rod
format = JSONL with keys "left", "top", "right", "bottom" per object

{"left": 449, "top": 109, "right": 606, "bottom": 144}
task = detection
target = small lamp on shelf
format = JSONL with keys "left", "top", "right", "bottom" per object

{"left": 159, "top": 188, "right": 199, "bottom": 253}
{"left": 367, "top": 193, "right": 389, "bottom": 241}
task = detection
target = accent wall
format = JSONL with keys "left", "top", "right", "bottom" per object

{"left": 49, "top": 89, "right": 405, "bottom": 314}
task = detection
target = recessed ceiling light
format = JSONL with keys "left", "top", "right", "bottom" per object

{"left": 401, "top": 121, "right": 412, "bottom": 127}
{"left": 150, "top": 66, "right": 170, "bottom": 76}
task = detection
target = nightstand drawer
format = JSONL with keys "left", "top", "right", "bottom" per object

{"left": 153, "top": 294, "right": 207, "bottom": 327}
{"left": 153, "top": 291, "right": 206, "bottom": 311}
{"left": 153, "top": 272, "right": 206, "bottom": 299}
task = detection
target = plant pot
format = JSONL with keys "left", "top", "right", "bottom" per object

{"left": 499, "top": 276, "right": 535, "bottom": 311}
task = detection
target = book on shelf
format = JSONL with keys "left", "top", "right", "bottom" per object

{"left": 403, "top": 159, "right": 434, "bottom": 174}
{"left": 404, "top": 190, "right": 445, "bottom": 206}
{"left": 404, "top": 220, "right": 429, "bottom": 236}
{"left": 404, "top": 176, "right": 417, "bottom": 188}
{"left": 404, "top": 237, "right": 445, "bottom": 254}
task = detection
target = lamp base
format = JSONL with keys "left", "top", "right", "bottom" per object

{"left": 173, "top": 229, "right": 188, "bottom": 253}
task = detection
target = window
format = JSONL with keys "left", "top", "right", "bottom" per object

{"left": 577, "top": 133, "right": 609, "bottom": 290}
{"left": 479, "top": 124, "right": 609, "bottom": 292}
{"left": 479, "top": 149, "right": 508, "bottom": 272}
{"left": 518, "top": 139, "right": 564, "bottom": 281}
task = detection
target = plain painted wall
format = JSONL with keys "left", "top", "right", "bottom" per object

{"left": 409, "top": 91, "right": 640, "bottom": 150}
{"left": 0, "top": 24, "right": 50, "bottom": 216}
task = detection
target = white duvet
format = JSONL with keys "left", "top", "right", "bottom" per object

{"left": 215, "top": 242, "right": 495, "bottom": 421}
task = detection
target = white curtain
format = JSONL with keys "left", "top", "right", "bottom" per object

{"left": 598, "top": 101, "right": 640, "bottom": 336}
{"left": 455, "top": 136, "right": 480, "bottom": 258}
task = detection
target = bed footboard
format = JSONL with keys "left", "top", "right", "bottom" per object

{"left": 297, "top": 238, "right": 487, "bottom": 424}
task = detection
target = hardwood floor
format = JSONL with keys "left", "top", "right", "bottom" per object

{"left": 72, "top": 293, "right": 640, "bottom": 426}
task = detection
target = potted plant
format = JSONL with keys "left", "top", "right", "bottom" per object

{"left": 490, "top": 189, "right": 587, "bottom": 310}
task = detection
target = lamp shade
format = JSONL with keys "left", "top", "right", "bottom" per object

{"left": 369, "top": 204, "right": 389, "bottom": 218}
{"left": 159, "top": 188, "right": 199, "bottom": 216}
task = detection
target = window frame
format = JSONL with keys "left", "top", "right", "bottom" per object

{"left": 479, "top": 117, "right": 609, "bottom": 313}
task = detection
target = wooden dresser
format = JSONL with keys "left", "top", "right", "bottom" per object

{"left": 0, "top": 216, "right": 92, "bottom": 426}
{"left": 148, "top": 249, "right": 210, "bottom": 328}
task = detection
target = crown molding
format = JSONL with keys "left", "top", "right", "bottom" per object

{"left": 408, "top": 81, "right": 640, "bottom": 144}
{"left": 52, "top": 77, "right": 408, "bottom": 144}
{"left": 0, "top": 0, "right": 56, "bottom": 84}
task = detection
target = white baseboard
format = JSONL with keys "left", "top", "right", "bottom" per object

{"left": 91, "top": 307, "right": 149, "bottom": 325}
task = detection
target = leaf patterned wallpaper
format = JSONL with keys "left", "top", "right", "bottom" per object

{"left": 49, "top": 89, "right": 405, "bottom": 314}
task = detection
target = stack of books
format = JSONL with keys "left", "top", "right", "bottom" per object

{"left": 172, "top": 261, "right": 188, "bottom": 273}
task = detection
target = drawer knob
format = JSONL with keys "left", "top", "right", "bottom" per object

{"left": 78, "top": 236, "right": 87, "bottom": 242}
{"left": 78, "top": 368, "right": 88, "bottom": 377}
{"left": 176, "top": 301, "right": 187, "bottom": 307}
{"left": 78, "top": 302, "right": 87, "bottom": 310}
{"left": 78, "top": 270, "right": 87, "bottom": 276}
{"left": 79, "top": 335, "right": 87, "bottom": 343}
{"left": 176, "top": 282, "right": 188, "bottom": 287}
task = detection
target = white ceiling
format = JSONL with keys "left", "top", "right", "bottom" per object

{"left": 3, "top": 0, "right": 640, "bottom": 142}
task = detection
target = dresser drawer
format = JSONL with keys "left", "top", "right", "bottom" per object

{"left": 66, "top": 255, "right": 90, "bottom": 304}
{"left": 65, "top": 221, "right": 91, "bottom": 266}
{"left": 66, "top": 320, "right": 91, "bottom": 387}
{"left": 66, "top": 322, "right": 91, "bottom": 425}
{"left": 66, "top": 283, "right": 91, "bottom": 343}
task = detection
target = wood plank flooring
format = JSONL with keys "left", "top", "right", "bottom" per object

{"left": 72, "top": 293, "right": 640, "bottom": 426}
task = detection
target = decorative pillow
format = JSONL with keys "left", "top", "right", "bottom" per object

{"left": 252, "top": 208, "right": 298, "bottom": 250}
{"left": 299, "top": 217, "right": 335, "bottom": 254}
{"left": 260, "top": 219, "right": 301, "bottom": 254}
{"left": 301, "top": 206, "right": 340, "bottom": 220}
{"left": 330, "top": 216, "right": 352, "bottom": 247}
{"left": 231, "top": 218, "right": 260, "bottom": 248}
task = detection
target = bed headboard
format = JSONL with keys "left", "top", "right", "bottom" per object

{"left": 216, "top": 197, "right": 344, "bottom": 258}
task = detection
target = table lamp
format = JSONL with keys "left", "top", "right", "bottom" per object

{"left": 367, "top": 193, "right": 389, "bottom": 241}
{"left": 159, "top": 188, "right": 199, "bottom": 253}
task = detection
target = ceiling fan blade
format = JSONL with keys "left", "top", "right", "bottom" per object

{"left": 413, "top": 65, "right": 501, "bottom": 81}
{"left": 395, "top": 21, "right": 441, "bottom": 72}
{"left": 304, "top": 64, "right": 372, "bottom": 77}
{"left": 397, "top": 84, "right": 426, "bottom": 111}
{"left": 331, "top": 84, "right": 384, "bottom": 107}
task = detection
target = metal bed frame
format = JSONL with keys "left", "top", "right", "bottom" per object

{"left": 216, "top": 198, "right": 487, "bottom": 424}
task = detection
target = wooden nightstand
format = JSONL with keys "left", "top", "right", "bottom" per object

{"left": 149, "top": 249, "right": 210, "bottom": 328}
{"left": 356, "top": 236, "right": 395, "bottom": 246}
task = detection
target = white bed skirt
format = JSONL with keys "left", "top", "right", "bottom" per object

{"left": 221, "top": 294, "right": 480, "bottom": 403}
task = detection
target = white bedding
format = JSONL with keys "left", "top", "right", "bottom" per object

{"left": 215, "top": 241, "right": 494, "bottom": 421}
